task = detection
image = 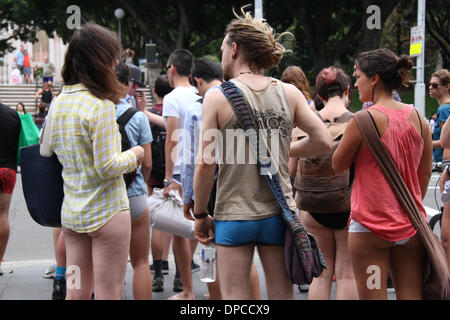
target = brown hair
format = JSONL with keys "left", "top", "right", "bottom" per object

{"left": 355, "top": 48, "right": 413, "bottom": 93}
{"left": 122, "top": 48, "right": 135, "bottom": 60}
{"left": 225, "top": 6, "right": 293, "bottom": 71}
{"left": 431, "top": 69, "right": 450, "bottom": 92}
{"left": 281, "top": 66, "right": 311, "bottom": 100}
{"left": 314, "top": 67, "right": 351, "bottom": 101}
{"left": 62, "top": 22, "right": 122, "bottom": 104}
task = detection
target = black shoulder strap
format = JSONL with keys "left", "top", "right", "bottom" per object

{"left": 117, "top": 107, "right": 138, "bottom": 127}
{"left": 366, "top": 110, "right": 381, "bottom": 138}
{"left": 413, "top": 108, "right": 423, "bottom": 138}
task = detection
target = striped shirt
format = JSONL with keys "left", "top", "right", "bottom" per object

{"left": 49, "top": 83, "right": 138, "bottom": 232}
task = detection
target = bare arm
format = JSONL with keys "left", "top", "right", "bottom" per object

{"left": 141, "top": 143, "right": 152, "bottom": 182}
{"left": 440, "top": 119, "right": 450, "bottom": 149}
{"left": 144, "top": 109, "right": 165, "bottom": 128}
{"left": 193, "top": 91, "right": 220, "bottom": 244}
{"left": 285, "top": 83, "right": 332, "bottom": 158}
{"left": 417, "top": 115, "right": 433, "bottom": 198}
{"left": 135, "top": 93, "right": 165, "bottom": 128}
{"left": 193, "top": 91, "right": 219, "bottom": 215}
{"left": 164, "top": 116, "right": 179, "bottom": 181}
{"left": 332, "top": 118, "right": 362, "bottom": 173}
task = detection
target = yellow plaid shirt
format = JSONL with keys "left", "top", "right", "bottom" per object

{"left": 49, "top": 84, "right": 137, "bottom": 232}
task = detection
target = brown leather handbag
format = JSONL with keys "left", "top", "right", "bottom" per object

{"left": 353, "top": 110, "right": 450, "bottom": 300}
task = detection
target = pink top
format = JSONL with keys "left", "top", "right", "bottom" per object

{"left": 351, "top": 105, "right": 426, "bottom": 241}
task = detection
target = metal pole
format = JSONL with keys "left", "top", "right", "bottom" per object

{"left": 255, "top": 0, "right": 263, "bottom": 19}
{"left": 118, "top": 19, "right": 122, "bottom": 57}
{"left": 414, "top": 0, "right": 426, "bottom": 116}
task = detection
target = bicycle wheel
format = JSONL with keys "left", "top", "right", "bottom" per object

{"left": 429, "top": 212, "right": 442, "bottom": 235}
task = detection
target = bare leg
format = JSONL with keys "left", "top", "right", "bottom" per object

{"left": 91, "top": 210, "right": 131, "bottom": 300}
{"left": 300, "top": 210, "right": 334, "bottom": 300}
{"left": 390, "top": 234, "right": 424, "bottom": 300}
{"left": 257, "top": 245, "right": 294, "bottom": 300}
{"left": 348, "top": 232, "right": 391, "bottom": 300}
{"left": 442, "top": 203, "right": 450, "bottom": 269}
{"left": 217, "top": 244, "right": 254, "bottom": 300}
{"left": 54, "top": 228, "right": 66, "bottom": 268}
{"left": 0, "top": 193, "right": 12, "bottom": 269}
{"left": 334, "top": 227, "right": 357, "bottom": 300}
{"left": 63, "top": 227, "right": 94, "bottom": 300}
{"left": 130, "top": 209, "right": 152, "bottom": 300}
{"left": 170, "top": 235, "right": 194, "bottom": 300}
{"left": 250, "top": 263, "right": 261, "bottom": 300}
{"left": 206, "top": 261, "right": 222, "bottom": 300}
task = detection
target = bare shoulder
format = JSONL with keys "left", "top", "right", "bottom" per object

{"left": 281, "top": 82, "right": 302, "bottom": 98}
{"left": 203, "top": 87, "right": 228, "bottom": 107}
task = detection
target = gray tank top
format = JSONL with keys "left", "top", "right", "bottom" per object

{"left": 214, "top": 78, "right": 296, "bottom": 221}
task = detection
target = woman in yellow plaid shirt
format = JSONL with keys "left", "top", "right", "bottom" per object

{"left": 49, "top": 23, "right": 144, "bottom": 299}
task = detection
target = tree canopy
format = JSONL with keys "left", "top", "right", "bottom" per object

{"left": 1, "top": 0, "right": 448, "bottom": 84}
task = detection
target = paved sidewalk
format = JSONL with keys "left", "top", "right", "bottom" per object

{"left": 0, "top": 254, "right": 312, "bottom": 300}
{"left": 0, "top": 255, "right": 399, "bottom": 300}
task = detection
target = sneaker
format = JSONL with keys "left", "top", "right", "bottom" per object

{"left": 150, "top": 260, "right": 169, "bottom": 275}
{"left": 191, "top": 261, "right": 200, "bottom": 273}
{"left": 43, "top": 264, "right": 56, "bottom": 279}
{"left": 52, "top": 278, "right": 66, "bottom": 300}
{"left": 153, "top": 276, "right": 164, "bottom": 292}
{"left": 173, "top": 276, "right": 183, "bottom": 292}
{"left": 298, "top": 284, "right": 310, "bottom": 293}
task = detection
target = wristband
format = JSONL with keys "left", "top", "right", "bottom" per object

{"left": 446, "top": 165, "right": 450, "bottom": 176}
{"left": 193, "top": 212, "right": 209, "bottom": 219}
{"left": 163, "top": 178, "right": 173, "bottom": 187}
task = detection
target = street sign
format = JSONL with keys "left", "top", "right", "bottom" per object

{"left": 410, "top": 25, "right": 424, "bottom": 57}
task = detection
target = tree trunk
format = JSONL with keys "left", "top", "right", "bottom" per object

{"left": 359, "top": 0, "right": 401, "bottom": 51}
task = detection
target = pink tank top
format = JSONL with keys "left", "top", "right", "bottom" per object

{"left": 351, "top": 105, "right": 426, "bottom": 241}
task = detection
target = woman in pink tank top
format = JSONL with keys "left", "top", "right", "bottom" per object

{"left": 332, "top": 48, "right": 433, "bottom": 300}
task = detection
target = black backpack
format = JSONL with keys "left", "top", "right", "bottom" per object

{"left": 117, "top": 107, "right": 139, "bottom": 188}
{"left": 148, "top": 107, "right": 166, "bottom": 182}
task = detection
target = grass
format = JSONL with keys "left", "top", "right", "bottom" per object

{"left": 349, "top": 88, "right": 439, "bottom": 119}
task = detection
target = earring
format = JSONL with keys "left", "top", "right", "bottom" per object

{"left": 232, "top": 53, "right": 237, "bottom": 59}
{"left": 371, "top": 86, "right": 375, "bottom": 103}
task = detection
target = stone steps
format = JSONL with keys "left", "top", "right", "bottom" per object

{"left": 0, "top": 83, "right": 154, "bottom": 114}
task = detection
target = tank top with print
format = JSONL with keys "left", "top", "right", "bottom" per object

{"left": 214, "top": 78, "right": 296, "bottom": 221}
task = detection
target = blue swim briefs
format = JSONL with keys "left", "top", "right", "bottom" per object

{"left": 214, "top": 214, "right": 286, "bottom": 246}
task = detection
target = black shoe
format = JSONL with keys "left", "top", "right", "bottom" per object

{"left": 173, "top": 277, "right": 183, "bottom": 292}
{"left": 191, "top": 260, "right": 200, "bottom": 273}
{"left": 52, "top": 278, "right": 66, "bottom": 300}
{"left": 153, "top": 276, "right": 164, "bottom": 292}
{"left": 150, "top": 260, "right": 169, "bottom": 275}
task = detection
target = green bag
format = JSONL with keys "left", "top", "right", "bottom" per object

{"left": 17, "top": 113, "right": 40, "bottom": 165}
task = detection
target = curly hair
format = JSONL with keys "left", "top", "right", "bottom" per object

{"left": 225, "top": 5, "right": 293, "bottom": 71}
{"left": 431, "top": 69, "right": 450, "bottom": 93}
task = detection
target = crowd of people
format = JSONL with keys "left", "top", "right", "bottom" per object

{"left": 1, "top": 7, "right": 450, "bottom": 301}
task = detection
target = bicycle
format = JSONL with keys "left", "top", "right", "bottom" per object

{"left": 429, "top": 160, "right": 450, "bottom": 233}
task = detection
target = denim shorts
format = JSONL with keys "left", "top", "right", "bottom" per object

{"left": 214, "top": 214, "right": 286, "bottom": 246}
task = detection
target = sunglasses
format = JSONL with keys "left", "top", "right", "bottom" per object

{"left": 430, "top": 83, "right": 441, "bottom": 89}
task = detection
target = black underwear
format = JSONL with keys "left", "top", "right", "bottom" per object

{"left": 308, "top": 211, "right": 350, "bottom": 230}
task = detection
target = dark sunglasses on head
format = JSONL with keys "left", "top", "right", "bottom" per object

{"left": 430, "top": 83, "right": 441, "bottom": 89}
